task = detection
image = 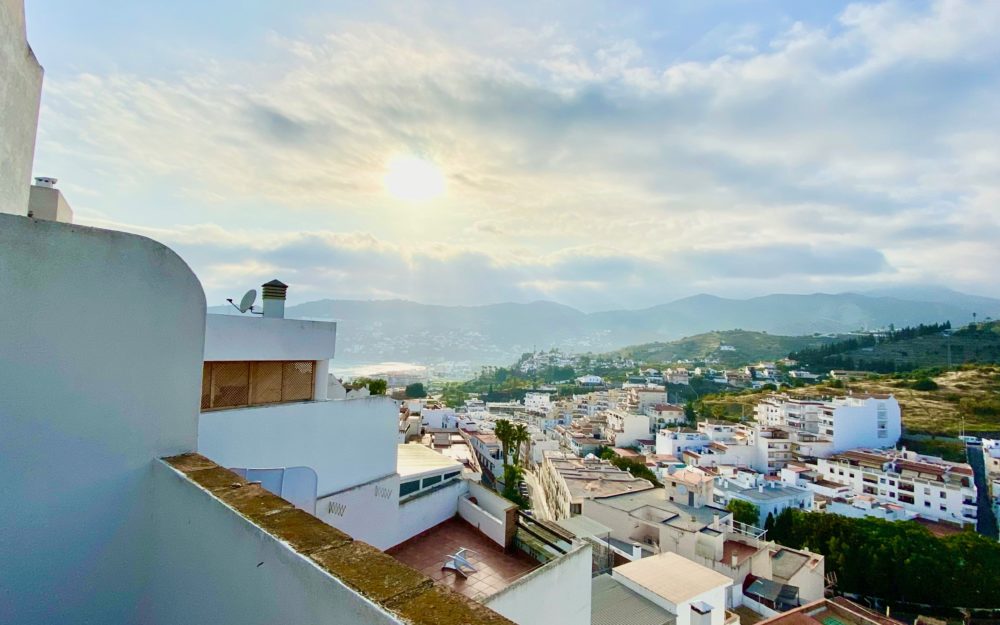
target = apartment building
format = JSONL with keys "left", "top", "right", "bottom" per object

{"left": 714, "top": 471, "right": 813, "bottom": 527}
{"left": 755, "top": 394, "right": 901, "bottom": 454}
{"left": 647, "top": 403, "right": 687, "bottom": 430}
{"left": 538, "top": 451, "right": 655, "bottom": 519}
{"left": 606, "top": 408, "right": 653, "bottom": 448}
{"left": 582, "top": 487, "right": 824, "bottom": 610}
{"left": 805, "top": 449, "right": 977, "bottom": 526}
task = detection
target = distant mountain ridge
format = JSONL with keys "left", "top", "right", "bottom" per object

{"left": 208, "top": 289, "right": 1000, "bottom": 366}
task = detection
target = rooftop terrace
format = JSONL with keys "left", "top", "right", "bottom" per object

{"left": 387, "top": 517, "right": 540, "bottom": 602}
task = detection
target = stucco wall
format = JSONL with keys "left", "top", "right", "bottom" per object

{"left": 0, "top": 0, "right": 43, "bottom": 216}
{"left": 0, "top": 215, "right": 205, "bottom": 623}
{"left": 458, "top": 482, "right": 512, "bottom": 548}
{"left": 204, "top": 313, "right": 338, "bottom": 361}
{"left": 147, "top": 461, "right": 405, "bottom": 625}
{"left": 317, "top": 473, "right": 401, "bottom": 550}
{"left": 394, "top": 480, "right": 467, "bottom": 547}
{"left": 485, "top": 544, "right": 592, "bottom": 625}
{"left": 199, "top": 395, "right": 398, "bottom": 495}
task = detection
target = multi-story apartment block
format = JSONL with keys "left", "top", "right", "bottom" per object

{"left": 605, "top": 408, "right": 652, "bottom": 448}
{"left": 646, "top": 402, "right": 687, "bottom": 430}
{"left": 809, "top": 449, "right": 977, "bottom": 526}
{"left": 538, "top": 451, "right": 654, "bottom": 519}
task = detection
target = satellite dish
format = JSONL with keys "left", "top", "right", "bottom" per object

{"left": 238, "top": 289, "right": 257, "bottom": 313}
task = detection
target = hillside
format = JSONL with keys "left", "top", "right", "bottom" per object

{"left": 208, "top": 289, "right": 1000, "bottom": 366}
{"left": 696, "top": 366, "right": 1000, "bottom": 437}
{"left": 791, "top": 321, "right": 1000, "bottom": 372}
{"left": 612, "top": 330, "right": 837, "bottom": 366}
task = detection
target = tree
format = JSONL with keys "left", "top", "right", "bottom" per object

{"left": 764, "top": 511, "right": 775, "bottom": 534}
{"left": 684, "top": 401, "right": 697, "bottom": 423}
{"left": 353, "top": 377, "right": 387, "bottom": 395}
{"left": 511, "top": 423, "right": 530, "bottom": 467}
{"left": 726, "top": 499, "right": 760, "bottom": 527}
{"left": 494, "top": 419, "right": 514, "bottom": 467}
{"left": 404, "top": 382, "right": 427, "bottom": 398}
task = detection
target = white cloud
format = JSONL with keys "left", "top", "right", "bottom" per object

{"left": 32, "top": 0, "right": 1000, "bottom": 307}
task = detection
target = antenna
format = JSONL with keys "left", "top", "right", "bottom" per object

{"left": 226, "top": 289, "right": 259, "bottom": 314}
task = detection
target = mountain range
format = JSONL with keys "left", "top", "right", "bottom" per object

{"left": 209, "top": 286, "right": 1000, "bottom": 366}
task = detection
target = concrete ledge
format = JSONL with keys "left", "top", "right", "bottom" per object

{"left": 163, "top": 453, "right": 515, "bottom": 625}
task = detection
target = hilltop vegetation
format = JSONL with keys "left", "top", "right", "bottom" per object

{"left": 789, "top": 321, "right": 1000, "bottom": 372}
{"left": 694, "top": 365, "right": 1000, "bottom": 437}
{"left": 613, "top": 329, "right": 837, "bottom": 367}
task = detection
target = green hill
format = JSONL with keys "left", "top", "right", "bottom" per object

{"left": 791, "top": 321, "right": 1000, "bottom": 373}
{"left": 613, "top": 330, "right": 838, "bottom": 367}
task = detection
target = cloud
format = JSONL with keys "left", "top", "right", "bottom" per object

{"left": 31, "top": 0, "right": 1000, "bottom": 306}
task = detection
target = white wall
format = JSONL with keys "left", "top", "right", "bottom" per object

{"left": 204, "top": 313, "right": 338, "bottom": 362}
{"left": 199, "top": 395, "right": 398, "bottom": 496}
{"left": 317, "top": 474, "right": 400, "bottom": 549}
{"left": 458, "top": 481, "right": 514, "bottom": 547}
{"left": 485, "top": 544, "right": 592, "bottom": 625}
{"left": 148, "top": 461, "right": 406, "bottom": 625}
{"left": 0, "top": 215, "right": 205, "bottom": 623}
{"left": 394, "top": 480, "right": 466, "bottom": 547}
{"left": 0, "top": 0, "right": 43, "bottom": 216}
{"left": 831, "top": 398, "right": 901, "bottom": 451}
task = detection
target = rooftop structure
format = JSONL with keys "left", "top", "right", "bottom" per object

{"left": 612, "top": 553, "right": 733, "bottom": 625}
{"left": 591, "top": 574, "right": 676, "bottom": 625}
{"left": 538, "top": 450, "right": 656, "bottom": 519}
{"left": 810, "top": 448, "right": 976, "bottom": 526}
{"left": 755, "top": 598, "right": 905, "bottom": 625}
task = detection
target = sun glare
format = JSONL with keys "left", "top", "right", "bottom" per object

{"left": 383, "top": 154, "right": 446, "bottom": 202}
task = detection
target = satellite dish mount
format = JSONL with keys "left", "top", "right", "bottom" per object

{"left": 226, "top": 289, "right": 261, "bottom": 315}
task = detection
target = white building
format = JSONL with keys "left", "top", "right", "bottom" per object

{"left": 538, "top": 451, "right": 655, "bottom": 519}
{"left": 524, "top": 391, "right": 553, "bottom": 414}
{"left": 606, "top": 408, "right": 652, "bottom": 448}
{"left": 647, "top": 403, "right": 687, "bottom": 430}
{"left": 809, "top": 449, "right": 977, "bottom": 527}
{"left": 576, "top": 374, "right": 605, "bottom": 386}
{"left": 657, "top": 428, "right": 712, "bottom": 457}
{"left": 612, "top": 554, "right": 733, "bottom": 625}
{"left": 713, "top": 471, "right": 813, "bottom": 527}
{"left": 755, "top": 394, "right": 901, "bottom": 453}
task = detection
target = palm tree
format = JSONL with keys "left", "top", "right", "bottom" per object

{"left": 493, "top": 419, "right": 513, "bottom": 467}
{"left": 511, "top": 423, "right": 530, "bottom": 467}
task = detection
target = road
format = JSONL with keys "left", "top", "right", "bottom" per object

{"left": 966, "top": 443, "right": 999, "bottom": 538}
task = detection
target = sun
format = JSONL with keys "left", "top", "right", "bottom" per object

{"left": 383, "top": 154, "right": 446, "bottom": 202}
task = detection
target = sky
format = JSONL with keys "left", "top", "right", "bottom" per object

{"left": 24, "top": 0, "right": 1000, "bottom": 311}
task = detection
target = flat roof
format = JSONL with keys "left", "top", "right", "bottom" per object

{"left": 593, "top": 489, "right": 728, "bottom": 533}
{"left": 614, "top": 552, "right": 730, "bottom": 604}
{"left": 397, "top": 443, "right": 462, "bottom": 479}
{"left": 554, "top": 515, "right": 612, "bottom": 539}
{"left": 771, "top": 547, "right": 811, "bottom": 581}
{"left": 592, "top": 574, "right": 675, "bottom": 625}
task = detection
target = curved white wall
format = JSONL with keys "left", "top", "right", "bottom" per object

{"left": 0, "top": 0, "right": 43, "bottom": 216}
{"left": 0, "top": 215, "right": 206, "bottom": 623}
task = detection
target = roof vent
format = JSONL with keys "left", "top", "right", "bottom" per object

{"left": 261, "top": 279, "right": 288, "bottom": 319}
{"left": 34, "top": 176, "right": 57, "bottom": 188}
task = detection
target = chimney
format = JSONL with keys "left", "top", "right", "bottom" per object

{"left": 632, "top": 544, "right": 643, "bottom": 560}
{"left": 34, "top": 176, "right": 57, "bottom": 188}
{"left": 261, "top": 279, "right": 288, "bottom": 319}
{"left": 731, "top": 554, "right": 739, "bottom": 567}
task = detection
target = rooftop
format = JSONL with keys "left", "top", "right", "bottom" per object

{"left": 614, "top": 552, "right": 731, "bottom": 604}
{"left": 386, "top": 517, "right": 539, "bottom": 602}
{"left": 594, "top": 488, "right": 730, "bottom": 533}
{"left": 397, "top": 443, "right": 463, "bottom": 479}
{"left": 591, "top": 574, "right": 676, "bottom": 625}
{"left": 756, "top": 598, "right": 905, "bottom": 625}
{"left": 166, "top": 454, "right": 514, "bottom": 625}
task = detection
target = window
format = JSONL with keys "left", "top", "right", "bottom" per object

{"left": 399, "top": 481, "right": 420, "bottom": 497}
{"left": 570, "top": 503, "right": 582, "bottom": 515}
{"left": 924, "top": 501, "right": 931, "bottom": 507}
{"left": 422, "top": 475, "right": 442, "bottom": 489}
{"left": 444, "top": 471, "right": 461, "bottom": 481}
{"left": 201, "top": 360, "right": 315, "bottom": 410}
{"left": 939, "top": 491, "right": 946, "bottom": 498}
{"left": 940, "top": 505, "right": 947, "bottom": 511}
